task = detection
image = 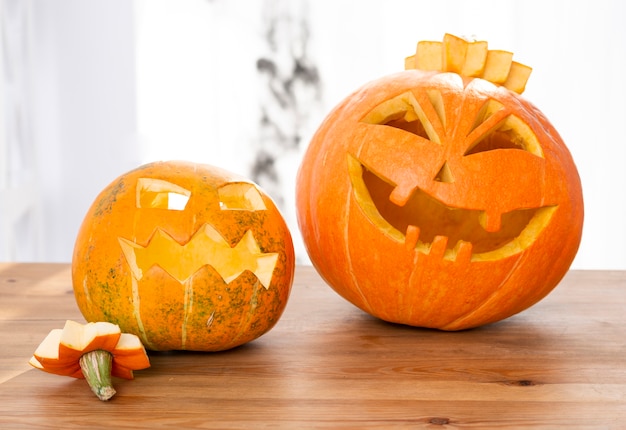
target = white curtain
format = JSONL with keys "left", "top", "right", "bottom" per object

{"left": 2, "top": 0, "right": 625, "bottom": 268}
{"left": 0, "top": 0, "right": 41, "bottom": 261}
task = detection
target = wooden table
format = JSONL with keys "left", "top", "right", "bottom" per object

{"left": 1, "top": 263, "right": 625, "bottom": 428}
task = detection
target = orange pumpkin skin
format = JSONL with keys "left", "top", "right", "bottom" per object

{"left": 73, "top": 161, "right": 295, "bottom": 351}
{"left": 296, "top": 70, "right": 583, "bottom": 330}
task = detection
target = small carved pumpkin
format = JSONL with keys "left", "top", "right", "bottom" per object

{"left": 73, "top": 161, "right": 295, "bottom": 351}
{"left": 296, "top": 34, "right": 583, "bottom": 330}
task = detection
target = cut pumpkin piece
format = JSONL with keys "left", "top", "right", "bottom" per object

{"left": 414, "top": 40, "right": 443, "bottom": 71}
{"left": 504, "top": 61, "right": 533, "bottom": 94}
{"left": 462, "top": 40, "right": 488, "bottom": 76}
{"left": 29, "top": 320, "right": 150, "bottom": 401}
{"left": 443, "top": 33, "right": 469, "bottom": 74}
{"left": 482, "top": 50, "right": 514, "bottom": 84}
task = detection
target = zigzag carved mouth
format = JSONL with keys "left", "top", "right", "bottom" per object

{"left": 119, "top": 225, "right": 278, "bottom": 288}
{"left": 348, "top": 155, "right": 556, "bottom": 262}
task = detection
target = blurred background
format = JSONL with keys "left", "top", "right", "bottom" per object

{"left": 1, "top": 0, "right": 625, "bottom": 269}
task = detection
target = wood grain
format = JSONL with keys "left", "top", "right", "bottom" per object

{"left": 1, "top": 263, "right": 625, "bottom": 428}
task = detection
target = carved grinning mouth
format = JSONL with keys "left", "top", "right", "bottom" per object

{"left": 119, "top": 225, "right": 278, "bottom": 287}
{"left": 120, "top": 178, "right": 279, "bottom": 286}
{"left": 347, "top": 155, "right": 556, "bottom": 262}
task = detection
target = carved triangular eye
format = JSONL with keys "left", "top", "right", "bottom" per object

{"left": 218, "top": 183, "right": 266, "bottom": 211}
{"left": 136, "top": 178, "right": 191, "bottom": 211}
{"left": 465, "top": 99, "right": 543, "bottom": 157}
{"left": 361, "top": 90, "right": 445, "bottom": 145}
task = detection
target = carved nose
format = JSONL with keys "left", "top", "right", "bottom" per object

{"left": 434, "top": 161, "right": 455, "bottom": 183}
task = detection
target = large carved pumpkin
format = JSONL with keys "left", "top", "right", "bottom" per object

{"left": 296, "top": 34, "right": 583, "bottom": 330}
{"left": 73, "top": 161, "right": 295, "bottom": 351}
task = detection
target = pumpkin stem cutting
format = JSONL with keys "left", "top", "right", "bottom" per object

{"left": 29, "top": 320, "right": 150, "bottom": 401}
{"left": 79, "top": 350, "right": 117, "bottom": 401}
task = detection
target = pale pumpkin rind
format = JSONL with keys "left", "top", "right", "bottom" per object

{"left": 72, "top": 161, "right": 295, "bottom": 351}
{"left": 296, "top": 35, "right": 583, "bottom": 330}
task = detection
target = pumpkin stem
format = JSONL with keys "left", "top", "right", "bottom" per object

{"left": 79, "top": 350, "right": 117, "bottom": 401}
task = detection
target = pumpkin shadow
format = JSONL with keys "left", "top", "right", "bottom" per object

{"left": 144, "top": 341, "right": 269, "bottom": 376}
{"left": 315, "top": 310, "right": 569, "bottom": 386}
{"left": 331, "top": 305, "right": 565, "bottom": 358}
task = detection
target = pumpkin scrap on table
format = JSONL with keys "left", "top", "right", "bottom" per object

{"left": 72, "top": 161, "right": 295, "bottom": 352}
{"left": 29, "top": 320, "right": 150, "bottom": 401}
{"left": 296, "top": 33, "right": 584, "bottom": 330}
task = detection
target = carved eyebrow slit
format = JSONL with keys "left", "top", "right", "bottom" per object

{"left": 464, "top": 99, "right": 544, "bottom": 158}
{"left": 361, "top": 90, "right": 543, "bottom": 159}
{"left": 361, "top": 90, "right": 445, "bottom": 144}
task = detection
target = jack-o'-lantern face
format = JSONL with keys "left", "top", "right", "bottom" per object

{"left": 118, "top": 178, "right": 279, "bottom": 288}
{"left": 73, "top": 161, "right": 295, "bottom": 351}
{"left": 349, "top": 76, "right": 557, "bottom": 263}
{"left": 296, "top": 54, "right": 583, "bottom": 330}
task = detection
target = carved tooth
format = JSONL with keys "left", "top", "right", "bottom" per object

{"left": 479, "top": 211, "right": 502, "bottom": 232}
{"left": 429, "top": 235, "right": 449, "bottom": 258}
{"left": 389, "top": 183, "right": 416, "bottom": 206}
{"left": 405, "top": 225, "right": 420, "bottom": 250}
{"left": 454, "top": 241, "right": 473, "bottom": 263}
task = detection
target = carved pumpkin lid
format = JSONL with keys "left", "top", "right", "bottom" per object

{"left": 404, "top": 33, "right": 532, "bottom": 94}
